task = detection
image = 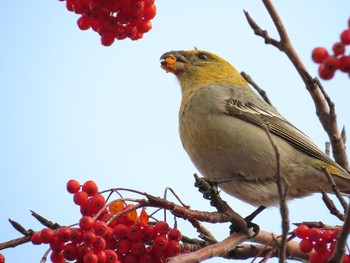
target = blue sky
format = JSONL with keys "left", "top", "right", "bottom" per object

{"left": 0, "top": 1, "right": 350, "bottom": 262}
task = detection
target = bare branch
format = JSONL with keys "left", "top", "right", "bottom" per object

{"left": 322, "top": 166, "right": 348, "bottom": 212}
{"left": 264, "top": 128, "right": 289, "bottom": 262}
{"left": 168, "top": 232, "right": 251, "bottom": 263}
{"left": 329, "top": 204, "right": 350, "bottom": 263}
{"left": 321, "top": 190, "right": 345, "bottom": 221}
{"left": 241, "top": 71, "right": 273, "bottom": 106}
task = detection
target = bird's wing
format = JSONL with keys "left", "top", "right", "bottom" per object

{"left": 224, "top": 98, "right": 341, "bottom": 170}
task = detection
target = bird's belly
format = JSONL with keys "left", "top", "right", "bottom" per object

{"left": 179, "top": 112, "right": 305, "bottom": 206}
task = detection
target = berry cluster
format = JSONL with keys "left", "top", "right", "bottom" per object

{"left": 312, "top": 17, "right": 350, "bottom": 80}
{"left": 294, "top": 224, "right": 350, "bottom": 263}
{"left": 30, "top": 179, "right": 182, "bottom": 263}
{"left": 60, "top": 0, "right": 157, "bottom": 46}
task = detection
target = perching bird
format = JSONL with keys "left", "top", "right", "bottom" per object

{"left": 160, "top": 50, "right": 350, "bottom": 207}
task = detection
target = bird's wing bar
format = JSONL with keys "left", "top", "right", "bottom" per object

{"left": 224, "top": 98, "right": 338, "bottom": 168}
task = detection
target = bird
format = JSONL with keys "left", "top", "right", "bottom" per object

{"left": 160, "top": 49, "right": 350, "bottom": 207}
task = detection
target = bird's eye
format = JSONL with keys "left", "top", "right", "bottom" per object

{"left": 197, "top": 53, "right": 209, "bottom": 60}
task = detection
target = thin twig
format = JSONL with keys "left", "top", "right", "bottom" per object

{"left": 328, "top": 203, "right": 350, "bottom": 263}
{"left": 241, "top": 71, "right": 273, "bottom": 106}
{"left": 322, "top": 166, "right": 348, "bottom": 212}
{"left": 264, "top": 128, "right": 289, "bottom": 263}
{"left": 30, "top": 210, "right": 61, "bottom": 230}
{"left": 321, "top": 190, "right": 345, "bottom": 221}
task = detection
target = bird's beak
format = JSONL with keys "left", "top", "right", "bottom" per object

{"left": 160, "top": 51, "right": 188, "bottom": 75}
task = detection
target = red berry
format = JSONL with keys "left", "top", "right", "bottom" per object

{"left": 84, "top": 231, "right": 97, "bottom": 245}
{"left": 313, "top": 239, "right": 327, "bottom": 253}
{"left": 116, "top": 239, "right": 131, "bottom": 254}
{"left": 321, "top": 229, "right": 335, "bottom": 242}
{"left": 153, "top": 235, "right": 169, "bottom": 251}
{"left": 40, "top": 228, "right": 55, "bottom": 244}
{"left": 89, "top": 194, "right": 106, "bottom": 214}
{"left": 94, "top": 221, "right": 108, "bottom": 236}
{"left": 80, "top": 202, "right": 94, "bottom": 216}
{"left": 77, "top": 16, "right": 93, "bottom": 31}
{"left": 312, "top": 47, "right": 329, "bottom": 63}
{"left": 95, "top": 250, "right": 107, "bottom": 263}
{"left": 63, "top": 242, "right": 78, "bottom": 261}
{"left": 66, "top": 179, "right": 81, "bottom": 194}
{"left": 130, "top": 240, "right": 145, "bottom": 256}
{"left": 343, "top": 254, "right": 350, "bottom": 263}
{"left": 137, "top": 20, "right": 152, "bottom": 33}
{"left": 56, "top": 227, "right": 71, "bottom": 242}
{"left": 340, "top": 29, "right": 350, "bottom": 45}
{"left": 143, "top": 4, "right": 156, "bottom": 20}
{"left": 339, "top": 56, "right": 350, "bottom": 73}
{"left": 114, "top": 224, "right": 128, "bottom": 239}
{"left": 138, "top": 253, "right": 153, "bottom": 263}
{"left": 78, "top": 244, "right": 92, "bottom": 259}
{"left": 323, "top": 56, "right": 340, "bottom": 71}
{"left": 151, "top": 245, "right": 166, "bottom": 259}
{"left": 144, "top": 0, "right": 155, "bottom": 6}
{"left": 168, "top": 228, "right": 182, "bottom": 241}
{"left": 0, "top": 254, "right": 4, "bottom": 263}
{"left": 123, "top": 253, "right": 138, "bottom": 263}
{"left": 50, "top": 252, "right": 64, "bottom": 263}
{"left": 154, "top": 221, "right": 170, "bottom": 235}
{"left": 309, "top": 252, "right": 323, "bottom": 263}
{"left": 131, "top": 31, "right": 143, "bottom": 41}
{"left": 82, "top": 180, "right": 98, "bottom": 196}
{"left": 74, "top": 191, "right": 89, "bottom": 206}
{"left": 79, "top": 216, "right": 95, "bottom": 231}
{"left": 125, "top": 25, "right": 138, "bottom": 39}
{"left": 31, "top": 231, "right": 42, "bottom": 245}
{"left": 332, "top": 42, "right": 345, "bottom": 56}
{"left": 70, "top": 228, "right": 83, "bottom": 244}
{"left": 50, "top": 237, "right": 65, "bottom": 253}
{"left": 84, "top": 251, "right": 98, "bottom": 263}
{"left": 166, "top": 240, "right": 182, "bottom": 257}
{"left": 310, "top": 228, "right": 322, "bottom": 241}
{"left": 318, "top": 63, "right": 335, "bottom": 80}
{"left": 126, "top": 224, "right": 142, "bottom": 241}
{"left": 101, "top": 34, "right": 115, "bottom": 46}
{"left": 93, "top": 236, "right": 106, "bottom": 251}
{"left": 105, "top": 249, "right": 119, "bottom": 263}
{"left": 294, "top": 225, "right": 310, "bottom": 239}
{"left": 141, "top": 225, "right": 156, "bottom": 242}
{"left": 130, "top": 1, "right": 144, "bottom": 15}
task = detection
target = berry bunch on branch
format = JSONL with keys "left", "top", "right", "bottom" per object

{"left": 60, "top": 0, "right": 156, "bottom": 46}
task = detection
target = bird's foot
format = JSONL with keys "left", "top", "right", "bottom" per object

{"left": 230, "top": 206, "right": 265, "bottom": 237}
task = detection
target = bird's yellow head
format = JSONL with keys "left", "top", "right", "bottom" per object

{"left": 160, "top": 50, "right": 248, "bottom": 95}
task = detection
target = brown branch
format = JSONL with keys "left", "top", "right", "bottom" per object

{"left": 193, "top": 174, "right": 250, "bottom": 234}
{"left": 264, "top": 128, "right": 289, "bottom": 262}
{"left": 0, "top": 236, "right": 32, "bottom": 250}
{"left": 241, "top": 71, "right": 273, "bottom": 106}
{"left": 322, "top": 166, "right": 348, "bottom": 212}
{"left": 168, "top": 232, "right": 251, "bottom": 263}
{"left": 321, "top": 190, "right": 345, "bottom": 221}
{"left": 244, "top": 0, "right": 349, "bottom": 171}
{"left": 328, "top": 204, "right": 350, "bottom": 263}
{"left": 188, "top": 219, "right": 218, "bottom": 244}
{"left": 30, "top": 210, "right": 61, "bottom": 230}
{"left": 251, "top": 230, "right": 310, "bottom": 261}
